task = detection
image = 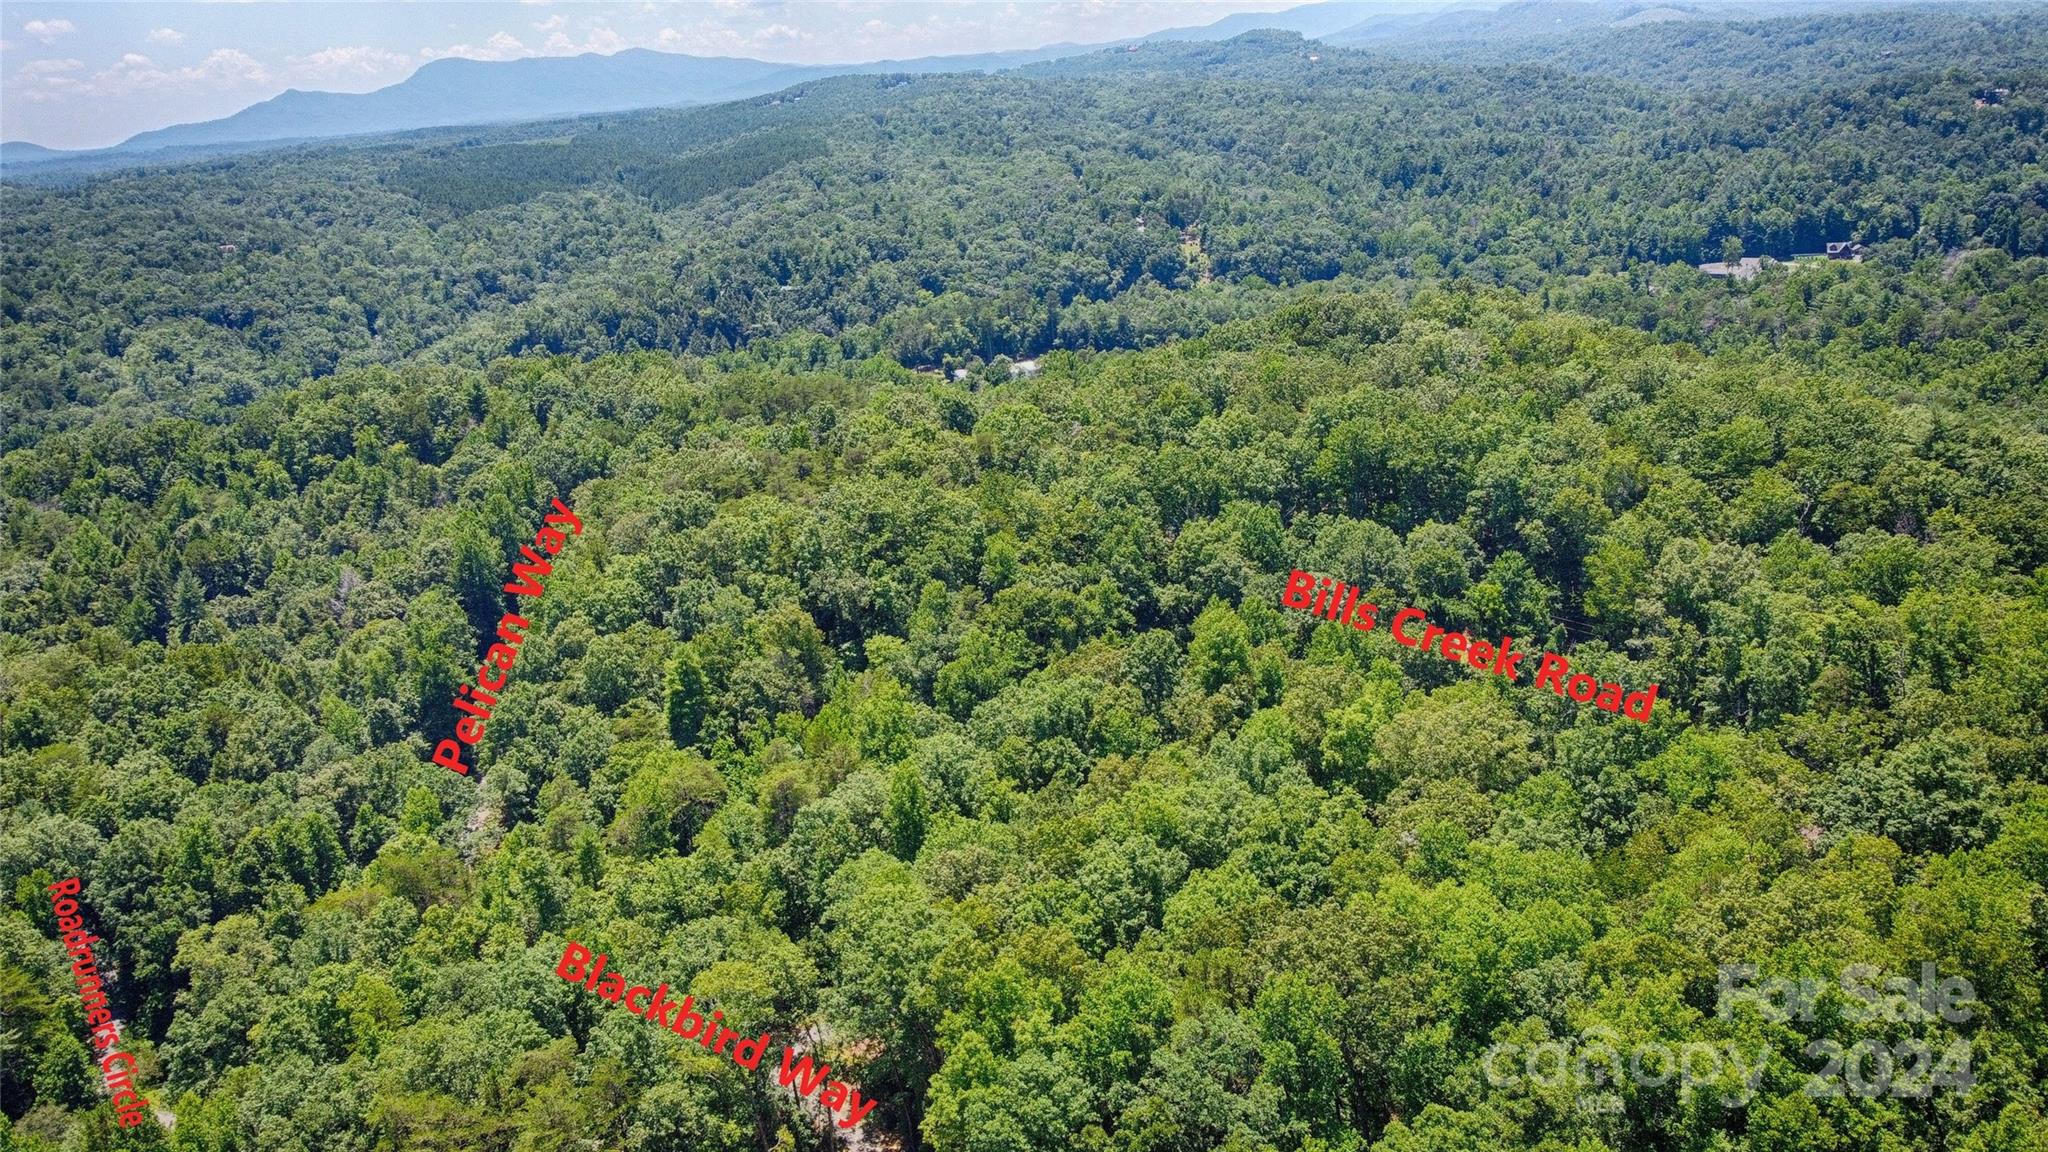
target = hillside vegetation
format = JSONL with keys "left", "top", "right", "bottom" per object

{"left": 4, "top": 19, "right": 2043, "bottom": 447}
{"left": 2, "top": 6, "right": 2046, "bottom": 1152}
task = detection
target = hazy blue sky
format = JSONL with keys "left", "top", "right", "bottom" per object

{"left": 2, "top": 1, "right": 1322, "bottom": 149}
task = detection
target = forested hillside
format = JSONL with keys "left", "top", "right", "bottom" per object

{"left": 3, "top": 6, "right": 2047, "bottom": 1152}
{"left": 4, "top": 17, "right": 2044, "bottom": 449}
{"left": 1330, "top": 2, "right": 2048, "bottom": 90}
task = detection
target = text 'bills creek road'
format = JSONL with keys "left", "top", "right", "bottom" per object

{"left": 1282, "top": 568, "right": 1661, "bottom": 722}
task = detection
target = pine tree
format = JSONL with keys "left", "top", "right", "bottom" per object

{"left": 886, "top": 762, "right": 928, "bottom": 861}
{"left": 665, "top": 646, "right": 708, "bottom": 748}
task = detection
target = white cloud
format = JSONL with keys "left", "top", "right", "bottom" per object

{"left": 653, "top": 17, "right": 819, "bottom": 58}
{"left": 544, "top": 25, "right": 627, "bottom": 55}
{"left": 22, "top": 18, "right": 75, "bottom": 44}
{"left": 287, "top": 45, "right": 414, "bottom": 82}
{"left": 655, "top": 24, "right": 730, "bottom": 53}
{"left": 17, "top": 57, "right": 82, "bottom": 78}
{"left": 532, "top": 14, "right": 567, "bottom": 32}
{"left": 7, "top": 57, "right": 84, "bottom": 102}
{"left": 86, "top": 48, "right": 271, "bottom": 96}
{"left": 146, "top": 27, "right": 185, "bottom": 45}
{"left": 420, "top": 31, "right": 529, "bottom": 62}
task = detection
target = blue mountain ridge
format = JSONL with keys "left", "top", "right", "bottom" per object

{"left": 3, "top": 0, "right": 1429, "bottom": 167}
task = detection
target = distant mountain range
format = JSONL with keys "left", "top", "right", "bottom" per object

{"left": 0, "top": 0, "right": 1879, "bottom": 172}
{"left": 0, "top": 48, "right": 1047, "bottom": 168}
{"left": 1319, "top": 0, "right": 1825, "bottom": 45}
{"left": 0, "top": 0, "right": 1419, "bottom": 171}
{"left": 0, "top": 142, "right": 66, "bottom": 163}
{"left": 107, "top": 46, "right": 1122, "bottom": 155}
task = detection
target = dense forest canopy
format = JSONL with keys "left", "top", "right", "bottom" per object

{"left": 1336, "top": 3, "right": 2048, "bottom": 91}
{"left": 2, "top": 5, "right": 2046, "bottom": 1152}
{"left": 3, "top": 11, "right": 2043, "bottom": 448}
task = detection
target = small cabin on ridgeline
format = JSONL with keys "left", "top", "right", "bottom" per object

{"left": 1703, "top": 241, "right": 1864, "bottom": 278}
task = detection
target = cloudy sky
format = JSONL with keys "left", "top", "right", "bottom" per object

{"left": 2, "top": 1, "right": 1324, "bottom": 149}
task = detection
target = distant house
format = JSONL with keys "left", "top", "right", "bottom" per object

{"left": 218, "top": 243, "right": 237, "bottom": 252}
{"left": 1698, "top": 257, "right": 1768, "bottom": 280}
{"left": 1825, "top": 241, "right": 1863, "bottom": 260}
{"left": 952, "top": 368, "right": 972, "bottom": 382}
{"left": 1009, "top": 359, "right": 1040, "bottom": 379}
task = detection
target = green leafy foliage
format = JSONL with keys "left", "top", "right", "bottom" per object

{"left": 4, "top": 8, "right": 2048, "bottom": 1152}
